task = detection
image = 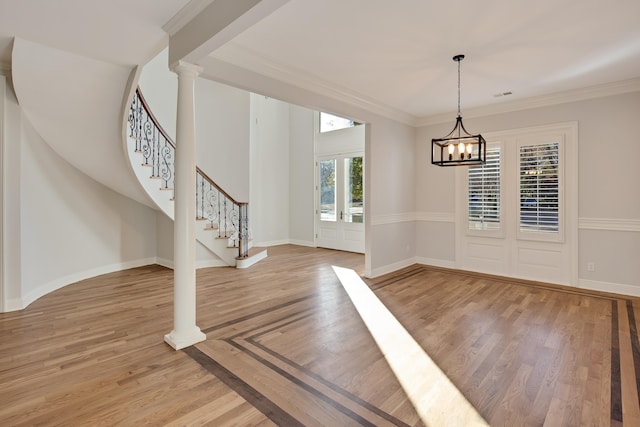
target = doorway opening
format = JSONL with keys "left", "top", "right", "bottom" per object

{"left": 315, "top": 112, "right": 365, "bottom": 253}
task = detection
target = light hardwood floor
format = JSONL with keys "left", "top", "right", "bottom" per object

{"left": 0, "top": 245, "right": 638, "bottom": 426}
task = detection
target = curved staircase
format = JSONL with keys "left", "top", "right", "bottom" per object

{"left": 12, "top": 38, "right": 265, "bottom": 270}
{"left": 127, "top": 88, "right": 266, "bottom": 268}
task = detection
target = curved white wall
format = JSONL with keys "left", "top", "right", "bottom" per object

{"left": 11, "top": 38, "right": 153, "bottom": 208}
{"left": 2, "top": 77, "right": 159, "bottom": 311}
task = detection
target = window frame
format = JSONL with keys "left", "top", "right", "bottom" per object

{"left": 516, "top": 134, "right": 565, "bottom": 243}
{"left": 466, "top": 141, "right": 505, "bottom": 239}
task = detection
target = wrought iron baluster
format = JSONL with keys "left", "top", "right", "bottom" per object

{"left": 160, "top": 139, "right": 173, "bottom": 189}
{"left": 224, "top": 198, "right": 228, "bottom": 238}
{"left": 238, "top": 203, "right": 248, "bottom": 258}
{"left": 150, "top": 127, "right": 157, "bottom": 178}
{"left": 142, "top": 116, "right": 152, "bottom": 166}
{"left": 200, "top": 174, "right": 205, "bottom": 220}
{"left": 128, "top": 95, "right": 138, "bottom": 149}
{"left": 136, "top": 97, "right": 143, "bottom": 152}
{"left": 130, "top": 88, "right": 251, "bottom": 262}
{"left": 195, "top": 172, "right": 199, "bottom": 219}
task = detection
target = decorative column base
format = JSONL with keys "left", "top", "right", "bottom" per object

{"left": 164, "top": 328, "right": 206, "bottom": 350}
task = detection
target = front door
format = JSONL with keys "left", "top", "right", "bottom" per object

{"left": 316, "top": 154, "right": 364, "bottom": 253}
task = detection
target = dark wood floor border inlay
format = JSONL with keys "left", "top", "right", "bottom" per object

{"left": 225, "top": 339, "right": 384, "bottom": 427}
{"left": 241, "top": 311, "right": 316, "bottom": 341}
{"left": 197, "top": 260, "right": 639, "bottom": 425}
{"left": 368, "top": 266, "right": 425, "bottom": 290}
{"left": 246, "top": 336, "right": 412, "bottom": 427}
{"left": 201, "top": 291, "right": 413, "bottom": 427}
{"left": 183, "top": 346, "right": 304, "bottom": 427}
{"left": 611, "top": 301, "right": 623, "bottom": 423}
{"left": 627, "top": 300, "right": 640, "bottom": 407}
{"left": 200, "top": 289, "right": 413, "bottom": 426}
{"left": 202, "top": 295, "right": 313, "bottom": 334}
{"left": 367, "top": 264, "right": 637, "bottom": 424}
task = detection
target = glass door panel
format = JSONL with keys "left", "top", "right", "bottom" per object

{"left": 344, "top": 156, "right": 363, "bottom": 223}
{"left": 316, "top": 154, "right": 364, "bottom": 253}
{"left": 319, "top": 159, "right": 336, "bottom": 222}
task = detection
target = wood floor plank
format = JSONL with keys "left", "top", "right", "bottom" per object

{"left": 1, "top": 245, "right": 639, "bottom": 426}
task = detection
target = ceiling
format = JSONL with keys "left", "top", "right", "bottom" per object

{"left": 0, "top": 0, "right": 191, "bottom": 67}
{"left": 209, "top": 0, "right": 640, "bottom": 121}
{"left": 1, "top": 0, "right": 639, "bottom": 123}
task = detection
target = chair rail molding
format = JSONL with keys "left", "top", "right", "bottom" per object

{"left": 578, "top": 218, "right": 640, "bottom": 232}
{"left": 415, "top": 212, "right": 456, "bottom": 223}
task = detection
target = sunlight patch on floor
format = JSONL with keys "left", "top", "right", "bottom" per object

{"left": 332, "top": 266, "right": 488, "bottom": 426}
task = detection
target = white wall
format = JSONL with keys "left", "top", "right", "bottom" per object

{"left": 154, "top": 212, "right": 225, "bottom": 269}
{"left": 1, "top": 77, "right": 160, "bottom": 311}
{"left": 415, "top": 91, "right": 640, "bottom": 294}
{"left": 366, "top": 116, "right": 417, "bottom": 277}
{"left": 289, "top": 104, "right": 315, "bottom": 246}
{"left": 0, "top": 73, "right": 7, "bottom": 309}
{"left": 195, "top": 78, "right": 250, "bottom": 201}
{"left": 139, "top": 48, "right": 251, "bottom": 201}
{"left": 250, "top": 94, "right": 291, "bottom": 246}
{"left": 155, "top": 212, "right": 174, "bottom": 265}
{"left": 3, "top": 73, "right": 23, "bottom": 308}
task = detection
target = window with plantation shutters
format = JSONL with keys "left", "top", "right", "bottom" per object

{"left": 458, "top": 123, "right": 575, "bottom": 284}
{"left": 519, "top": 142, "right": 560, "bottom": 234}
{"left": 468, "top": 147, "right": 501, "bottom": 231}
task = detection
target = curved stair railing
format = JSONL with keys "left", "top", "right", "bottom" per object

{"left": 128, "top": 88, "right": 249, "bottom": 259}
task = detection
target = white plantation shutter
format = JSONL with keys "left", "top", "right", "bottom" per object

{"left": 468, "top": 147, "right": 501, "bottom": 231}
{"left": 519, "top": 142, "right": 560, "bottom": 233}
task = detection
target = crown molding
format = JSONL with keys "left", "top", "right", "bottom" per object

{"left": 417, "top": 77, "right": 640, "bottom": 127}
{"left": 210, "top": 42, "right": 417, "bottom": 126}
{"left": 207, "top": 39, "right": 640, "bottom": 128}
{"left": 0, "top": 62, "right": 10, "bottom": 74}
{"left": 163, "top": 0, "right": 215, "bottom": 36}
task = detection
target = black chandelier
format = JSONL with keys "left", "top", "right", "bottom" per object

{"left": 431, "top": 54, "right": 486, "bottom": 166}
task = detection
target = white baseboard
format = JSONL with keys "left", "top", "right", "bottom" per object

{"left": 365, "top": 257, "right": 417, "bottom": 279}
{"left": 154, "top": 257, "right": 229, "bottom": 269}
{"left": 236, "top": 249, "right": 268, "bottom": 269}
{"left": 255, "top": 239, "right": 293, "bottom": 247}
{"left": 14, "top": 257, "right": 157, "bottom": 312}
{"left": 289, "top": 239, "right": 316, "bottom": 248}
{"left": 4, "top": 297, "right": 24, "bottom": 312}
{"left": 365, "top": 256, "right": 456, "bottom": 279}
{"left": 365, "top": 258, "right": 640, "bottom": 298}
{"left": 415, "top": 257, "right": 456, "bottom": 269}
{"left": 578, "top": 279, "right": 640, "bottom": 297}
{"left": 155, "top": 257, "right": 174, "bottom": 269}
{"left": 196, "top": 259, "right": 230, "bottom": 269}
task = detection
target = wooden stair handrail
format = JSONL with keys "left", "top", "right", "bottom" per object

{"left": 135, "top": 87, "right": 245, "bottom": 206}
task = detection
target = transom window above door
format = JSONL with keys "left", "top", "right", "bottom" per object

{"left": 319, "top": 112, "right": 360, "bottom": 133}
